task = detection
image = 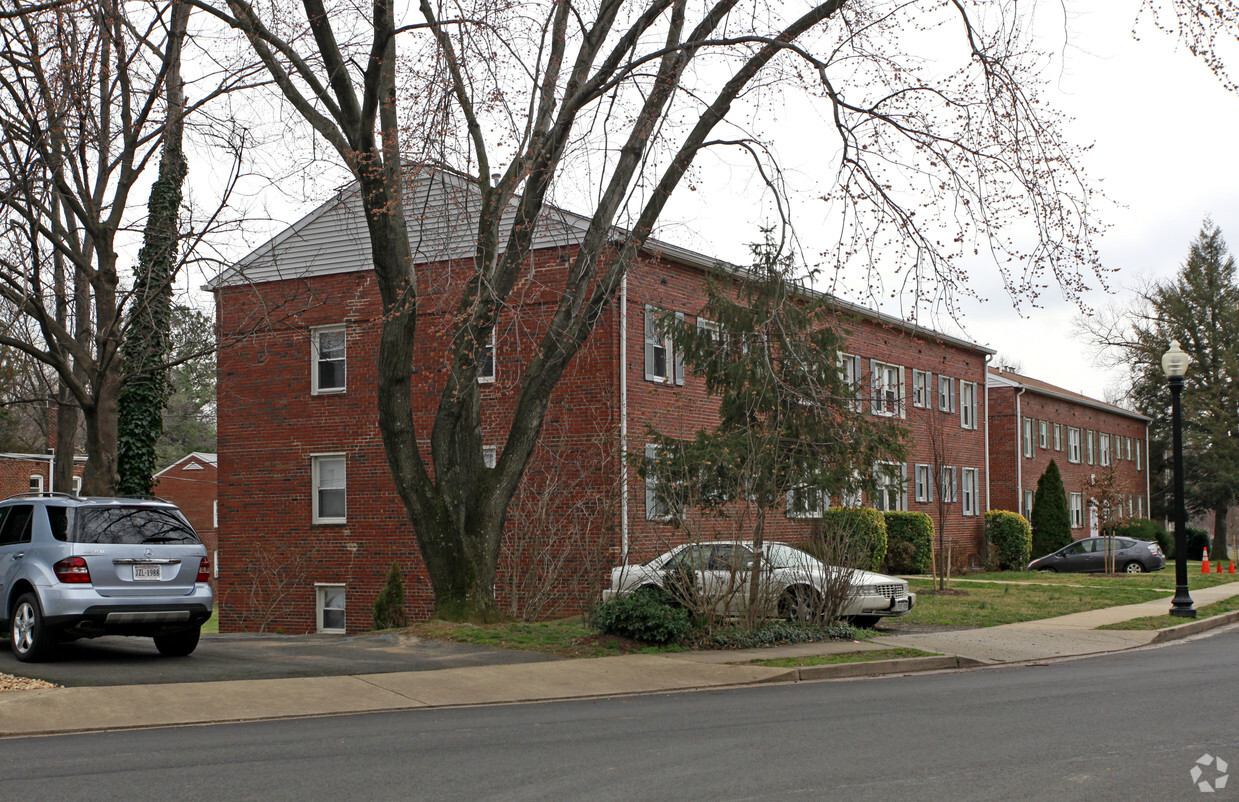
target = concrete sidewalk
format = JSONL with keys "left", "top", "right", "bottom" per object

{"left": 2, "top": 582, "right": 1238, "bottom": 738}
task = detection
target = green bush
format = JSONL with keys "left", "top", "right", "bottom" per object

{"left": 1187, "top": 527, "right": 1210, "bottom": 561}
{"left": 708, "top": 621, "right": 854, "bottom": 649}
{"left": 372, "top": 562, "right": 408, "bottom": 630}
{"left": 985, "top": 510, "right": 1032, "bottom": 571}
{"left": 1111, "top": 518, "right": 1172, "bottom": 558}
{"left": 1030, "top": 461, "right": 1072, "bottom": 558}
{"left": 591, "top": 589, "right": 693, "bottom": 644}
{"left": 804, "top": 507, "right": 887, "bottom": 571}
{"left": 883, "top": 511, "right": 933, "bottom": 574}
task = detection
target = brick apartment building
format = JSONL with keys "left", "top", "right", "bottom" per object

{"left": 987, "top": 368, "right": 1150, "bottom": 535}
{"left": 210, "top": 171, "right": 995, "bottom": 634}
{"left": 0, "top": 452, "right": 81, "bottom": 497}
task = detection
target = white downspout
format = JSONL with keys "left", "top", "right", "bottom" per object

{"left": 1015, "top": 386, "right": 1026, "bottom": 516}
{"left": 619, "top": 271, "right": 629, "bottom": 563}
{"left": 47, "top": 448, "right": 54, "bottom": 494}
{"left": 983, "top": 356, "right": 992, "bottom": 514}
{"left": 1145, "top": 421, "right": 1151, "bottom": 523}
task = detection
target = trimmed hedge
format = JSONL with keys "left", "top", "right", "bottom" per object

{"left": 883, "top": 511, "right": 933, "bottom": 574}
{"left": 803, "top": 507, "right": 887, "bottom": 571}
{"left": 591, "top": 589, "right": 693, "bottom": 644}
{"left": 985, "top": 510, "right": 1032, "bottom": 571}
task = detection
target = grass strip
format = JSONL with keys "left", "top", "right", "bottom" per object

{"left": 749, "top": 647, "right": 938, "bottom": 668}
{"left": 899, "top": 579, "right": 1166, "bottom": 628}
{"left": 952, "top": 566, "right": 1238, "bottom": 591}
{"left": 1096, "top": 594, "right": 1239, "bottom": 630}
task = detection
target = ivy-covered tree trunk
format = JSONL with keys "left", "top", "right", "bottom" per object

{"left": 117, "top": 0, "right": 189, "bottom": 496}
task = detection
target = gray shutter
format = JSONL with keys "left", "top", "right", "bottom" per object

{"left": 673, "top": 311, "right": 685, "bottom": 385}
{"left": 869, "top": 359, "right": 879, "bottom": 414}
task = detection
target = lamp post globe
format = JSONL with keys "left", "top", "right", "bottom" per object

{"left": 1163, "top": 340, "right": 1195, "bottom": 618}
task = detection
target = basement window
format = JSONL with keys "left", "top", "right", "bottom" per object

{"left": 316, "top": 584, "right": 346, "bottom": 633}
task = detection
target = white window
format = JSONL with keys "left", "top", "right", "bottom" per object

{"left": 72, "top": 475, "right": 82, "bottom": 496}
{"left": 643, "top": 306, "right": 683, "bottom": 385}
{"left": 1086, "top": 430, "right": 1095, "bottom": 465}
{"left": 644, "top": 444, "right": 677, "bottom": 521}
{"left": 1126, "top": 437, "right": 1133, "bottom": 461}
{"left": 870, "top": 361, "right": 904, "bottom": 417}
{"left": 912, "top": 370, "right": 931, "bottom": 408}
{"left": 1099, "top": 433, "right": 1111, "bottom": 467}
{"left": 1022, "top": 417, "right": 1035, "bottom": 458}
{"left": 961, "top": 468, "right": 979, "bottom": 516}
{"left": 872, "top": 462, "right": 907, "bottom": 511}
{"left": 312, "top": 454, "right": 347, "bottom": 524}
{"left": 1067, "top": 427, "right": 1082, "bottom": 463}
{"left": 940, "top": 466, "right": 957, "bottom": 503}
{"left": 213, "top": 549, "right": 219, "bottom": 578}
{"left": 1038, "top": 420, "right": 1048, "bottom": 449}
{"left": 840, "top": 479, "right": 863, "bottom": 508}
{"left": 1135, "top": 440, "right": 1142, "bottom": 470}
{"left": 311, "top": 325, "right": 346, "bottom": 394}
{"left": 29, "top": 474, "right": 43, "bottom": 493}
{"left": 1053, "top": 423, "right": 1063, "bottom": 452}
{"left": 1024, "top": 489, "right": 1035, "bottom": 517}
{"left": 1070, "top": 493, "right": 1084, "bottom": 528}
{"left": 914, "top": 464, "right": 934, "bottom": 503}
{"left": 478, "top": 326, "right": 496, "bottom": 384}
{"left": 316, "top": 584, "right": 346, "bottom": 633}
{"left": 1137, "top": 495, "right": 1144, "bottom": 517}
{"left": 960, "top": 380, "right": 977, "bottom": 429}
{"left": 938, "top": 376, "right": 955, "bottom": 412}
{"left": 213, "top": 500, "right": 218, "bottom": 528}
{"left": 839, "top": 353, "right": 863, "bottom": 411}
{"left": 786, "top": 485, "right": 826, "bottom": 519}
{"left": 482, "top": 446, "right": 498, "bottom": 469}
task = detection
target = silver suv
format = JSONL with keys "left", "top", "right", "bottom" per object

{"left": 0, "top": 493, "right": 213, "bottom": 662}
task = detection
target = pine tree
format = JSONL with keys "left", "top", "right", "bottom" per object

{"left": 1030, "top": 460, "right": 1072, "bottom": 558}
{"left": 372, "top": 563, "right": 408, "bottom": 630}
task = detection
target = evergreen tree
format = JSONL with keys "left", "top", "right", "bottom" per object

{"left": 372, "top": 562, "right": 408, "bottom": 630}
{"left": 1030, "top": 460, "right": 1072, "bottom": 558}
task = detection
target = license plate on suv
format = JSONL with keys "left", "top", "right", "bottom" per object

{"left": 133, "top": 565, "right": 162, "bottom": 581}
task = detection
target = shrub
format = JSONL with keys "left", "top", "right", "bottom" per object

{"left": 708, "top": 620, "right": 854, "bottom": 649}
{"left": 985, "top": 510, "right": 1032, "bottom": 571}
{"left": 372, "top": 562, "right": 408, "bottom": 630}
{"left": 805, "top": 507, "right": 887, "bottom": 571}
{"left": 1030, "top": 461, "right": 1072, "bottom": 558}
{"left": 1111, "top": 518, "right": 1172, "bottom": 558}
{"left": 1187, "top": 527, "right": 1210, "bottom": 561}
{"left": 883, "top": 511, "right": 933, "bottom": 574}
{"left": 591, "top": 589, "right": 693, "bottom": 645}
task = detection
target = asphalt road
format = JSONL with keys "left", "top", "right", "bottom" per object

{"left": 0, "top": 631, "right": 559, "bottom": 686}
{"left": 4, "top": 627, "right": 1237, "bottom": 800}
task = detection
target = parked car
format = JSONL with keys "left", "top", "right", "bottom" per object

{"left": 0, "top": 493, "right": 213, "bottom": 662}
{"left": 1027, "top": 536, "right": 1166, "bottom": 574}
{"left": 602, "top": 541, "right": 915, "bottom": 628}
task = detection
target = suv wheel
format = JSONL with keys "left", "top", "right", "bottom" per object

{"left": 153, "top": 625, "right": 201, "bottom": 657}
{"left": 11, "top": 593, "right": 56, "bottom": 663}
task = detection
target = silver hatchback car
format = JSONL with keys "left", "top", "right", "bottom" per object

{"left": 0, "top": 493, "right": 213, "bottom": 662}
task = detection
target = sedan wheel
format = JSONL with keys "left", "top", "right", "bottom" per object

{"left": 1124, "top": 561, "right": 1145, "bottom": 574}
{"left": 10, "top": 593, "right": 55, "bottom": 663}
{"left": 780, "top": 586, "right": 822, "bottom": 622}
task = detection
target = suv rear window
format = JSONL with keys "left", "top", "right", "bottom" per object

{"left": 54, "top": 506, "right": 201, "bottom": 545}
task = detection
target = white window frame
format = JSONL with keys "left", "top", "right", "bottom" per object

{"left": 912, "top": 369, "right": 931, "bottom": 409}
{"left": 478, "top": 326, "right": 496, "bottom": 384}
{"left": 1086, "top": 430, "right": 1095, "bottom": 465}
{"left": 1022, "top": 417, "right": 1035, "bottom": 458}
{"left": 213, "top": 500, "right": 218, "bottom": 528}
{"left": 1099, "top": 433, "right": 1111, "bottom": 467}
{"left": 1023, "top": 489, "right": 1035, "bottom": 517}
{"left": 72, "top": 475, "right": 82, "bottom": 496}
{"left": 644, "top": 444, "right": 676, "bottom": 521}
{"left": 315, "top": 583, "right": 346, "bottom": 633}
{"left": 914, "top": 464, "right": 934, "bottom": 503}
{"left": 961, "top": 467, "right": 979, "bottom": 516}
{"left": 1070, "top": 493, "right": 1084, "bottom": 529}
{"left": 312, "top": 453, "right": 347, "bottom": 524}
{"left": 938, "top": 375, "right": 955, "bottom": 412}
{"left": 1137, "top": 495, "right": 1144, "bottom": 517}
{"left": 1126, "top": 437, "right": 1133, "bottom": 461}
{"left": 1135, "top": 440, "right": 1142, "bottom": 470}
{"left": 872, "top": 462, "right": 907, "bottom": 512}
{"left": 1067, "top": 427, "right": 1082, "bottom": 464}
{"left": 940, "top": 466, "right": 957, "bottom": 503}
{"left": 482, "top": 445, "right": 498, "bottom": 469}
{"left": 838, "top": 353, "right": 863, "bottom": 412}
{"left": 310, "top": 325, "right": 347, "bottom": 395}
{"left": 960, "top": 380, "right": 977, "bottom": 429}
{"left": 870, "top": 361, "right": 905, "bottom": 418}
{"left": 643, "top": 306, "right": 683, "bottom": 385}
{"left": 29, "top": 474, "right": 43, "bottom": 493}
{"left": 1038, "top": 420, "right": 1049, "bottom": 449}
{"left": 786, "top": 485, "right": 826, "bottom": 519}
{"left": 1053, "top": 423, "right": 1063, "bottom": 452}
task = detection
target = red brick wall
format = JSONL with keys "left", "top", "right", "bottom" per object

{"left": 987, "top": 381, "right": 1150, "bottom": 543}
{"left": 0, "top": 455, "right": 83, "bottom": 498}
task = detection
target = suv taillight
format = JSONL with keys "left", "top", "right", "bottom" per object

{"left": 197, "top": 557, "right": 210, "bottom": 583}
{"left": 54, "top": 556, "right": 92, "bottom": 584}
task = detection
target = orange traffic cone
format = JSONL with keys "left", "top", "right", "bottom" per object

{"left": 1218, "top": 561, "right": 1224, "bottom": 573}
{"left": 1230, "top": 561, "right": 1235, "bottom": 574}
{"left": 1202, "top": 547, "right": 1211, "bottom": 573}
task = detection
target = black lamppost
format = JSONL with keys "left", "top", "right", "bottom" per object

{"left": 1162, "top": 340, "right": 1196, "bottom": 618}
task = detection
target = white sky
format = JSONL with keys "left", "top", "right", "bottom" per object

{"left": 193, "top": 3, "right": 1239, "bottom": 405}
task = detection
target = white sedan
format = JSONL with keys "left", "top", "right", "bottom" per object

{"left": 603, "top": 541, "right": 915, "bottom": 628}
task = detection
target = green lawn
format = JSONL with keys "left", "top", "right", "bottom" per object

{"left": 944, "top": 563, "right": 1238, "bottom": 591}
{"left": 1097, "top": 594, "right": 1239, "bottom": 631}
{"left": 749, "top": 647, "right": 938, "bottom": 668}
{"left": 898, "top": 578, "right": 1169, "bottom": 628}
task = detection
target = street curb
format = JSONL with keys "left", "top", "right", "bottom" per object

{"left": 792, "top": 654, "right": 983, "bottom": 681}
{"left": 1149, "top": 609, "right": 1239, "bottom": 644}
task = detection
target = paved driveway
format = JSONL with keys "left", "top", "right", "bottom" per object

{"left": 0, "top": 632, "right": 559, "bottom": 687}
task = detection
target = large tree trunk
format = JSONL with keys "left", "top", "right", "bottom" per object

{"left": 1212, "top": 506, "right": 1229, "bottom": 562}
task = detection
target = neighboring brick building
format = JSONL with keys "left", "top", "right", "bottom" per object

{"left": 0, "top": 453, "right": 84, "bottom": 498}
{"left": 210, "top": 171, "right": 995, "bottom": 634}
{"left": 153, "top": 453, "right": 219, "bottom": 587}
{"left": 987, "top": 368, "right": 1150, "bottom": 542}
